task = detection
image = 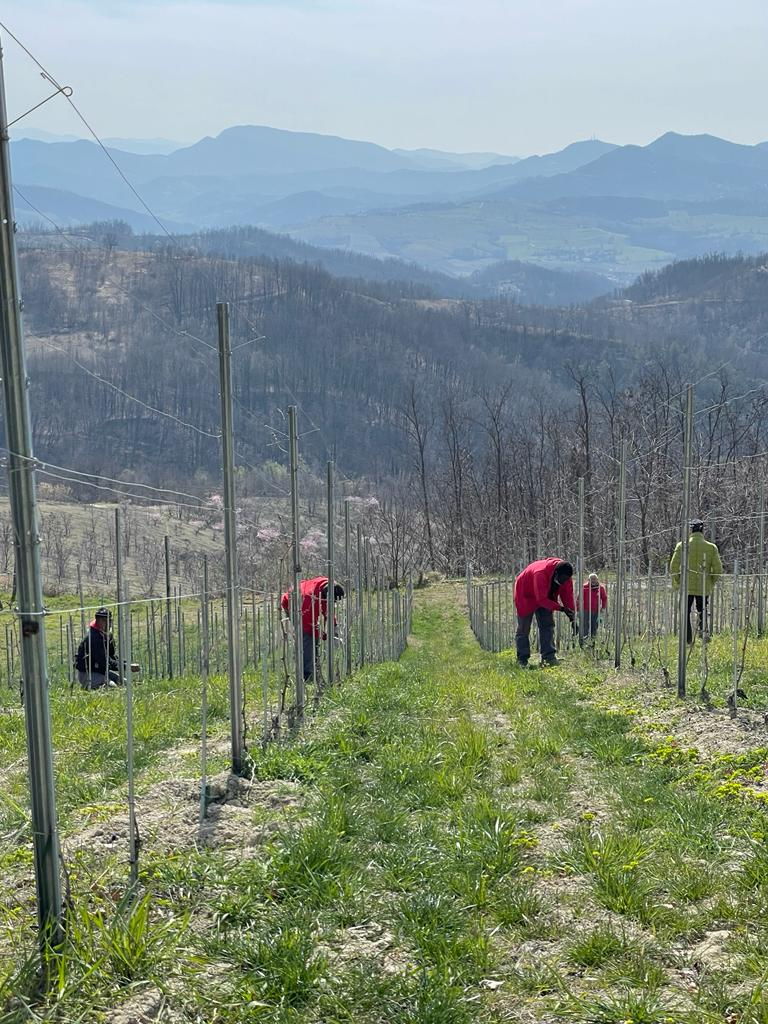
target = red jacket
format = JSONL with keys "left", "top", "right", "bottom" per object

{"left": 280, "top": 576, "right": 330, "bottom": 636}
{"left": 514, "top": 558, "right": 575, "bottom": 618}
{"left": 579, "top": 582, "right": 607, "bottom": 614}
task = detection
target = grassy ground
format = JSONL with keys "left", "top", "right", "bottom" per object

{"left": 4, "top": 585, "right": 768, "bottom": 1021}
{"left": 0, "top": 671, "right": 231, "bottom": 840}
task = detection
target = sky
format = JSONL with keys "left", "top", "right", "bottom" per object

{"left": 2, "top": 0, "right": 768, "bottom": 156}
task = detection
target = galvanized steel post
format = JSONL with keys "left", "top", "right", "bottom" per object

{"left": 116, "top": 508, "right": 138, "bottom": 885}
{"left": 759, "top": 481, "right": 765, "bottom": 636}
{"left": 677, "top": 384, "right": 693, "bottom": 698}
{"left": 731, "top": 558, "right": 740, "bottom": 714}
{"left": 164, "top": 535, "right": 173, "bottom": 679}
{"left": 288, "top": 406, "right": 304, "bottom": 711}
{"left": 0, "top": 36, "right": 62, "bottom": 951}
{"left": 356, "top": 523, "right": 365, "bottom": 666}
{"left": 199, "top": 556, "right": 210, "bottom": 822}
{"left": 326, "top": 461, "right": 335, "bottom": 688}
{"left": 614, "top": 439, "right": 627, "bottom": 669}
{"left": 217, "top": 302, "right": 244, "bottom": 770}
{"left": 344, "top": 497, "right": 352, "bottom": 676}
{"left": 578, "top": 476, "right": 585, "bottom": 643}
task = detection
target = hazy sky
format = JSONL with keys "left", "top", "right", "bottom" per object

{"left": 3, "top": 0, "right": 768, "bottom": 155}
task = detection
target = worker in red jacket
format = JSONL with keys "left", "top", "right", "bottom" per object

{"left": 579, "top": 572, "right": 607, "bottom": 644}
{"left": 514, "top": 558, "right": 575, "bottom": 667}
{"left": 280, "top": 576, "right": 345, "bottom": 681}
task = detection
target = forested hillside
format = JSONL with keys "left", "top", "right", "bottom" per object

{"left": 40, "top": 222, "right": 613, "bottom": 305}
{"left": 15, "top": 235, "right": 768, "bottom": 575}
{"left": 16, "top": 239, "right": 622, "bottom": 486}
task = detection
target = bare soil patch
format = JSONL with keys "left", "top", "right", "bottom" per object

{"left": 106, "top": 986, "right": 164, "bottom": 1024}
{"left": 324, "top": 919, "right": 411, "bottom": 975}
{"left": 62, "top": 762, "right": 302, "bottom": 865}
{"left": 599, "top": 669, "right": 768, "bottom": 759}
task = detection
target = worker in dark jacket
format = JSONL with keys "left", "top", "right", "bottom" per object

{"left": 514, "top": 558, "right": 575, "bottom": 667}
{"left": 75, "top": 607, "right": 121, "bottom": 689}
{"left": 280, "top": 577, "right": 345, "bottom": 681}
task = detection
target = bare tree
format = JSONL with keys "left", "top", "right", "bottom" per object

{"left": 403, "top": 381, "right": 436, "bottom": 569}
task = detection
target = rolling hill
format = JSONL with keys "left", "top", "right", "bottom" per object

{"left": 392, "top": 147, "right": 520, "bottom": 170}
{"left": 13, "top": 184, "right": 195, "bottom": 233}
{"left": 289, "top": 196, "right": 677, "bottom": 281}
{"left": 8, "top": 126, "right": 614, "bottom": 235}
{"left": 497, "top": 132, "right": 768, "bottom": 204}
{"left": 35, "top": 222, "right": 613, "bottom": 306}
{"left": 14, "top": 240, "right": 768, "bottom": 492}
{"left": 291, "top": 134, "right": 768, "bottom": 281}
{"left": 14, "top": 126, "right": 768, "bottom": 283}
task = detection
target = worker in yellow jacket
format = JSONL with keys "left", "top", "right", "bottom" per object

{"left": 670, "top": 518, "right": 723, "bottom": 643}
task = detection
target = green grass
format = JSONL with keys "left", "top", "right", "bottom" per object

{"left": 7, "top": 585, "right": 768, "bottom": 1020}
{"left": 0, "top": 670, "right": 231, "bottom": 837}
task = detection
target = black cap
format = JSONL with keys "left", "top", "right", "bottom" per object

{"left": 690, "top": 518, "right": 704, "bottom": 531}
{"left": 95, "top": 606, "right": 112, "bottom": 620}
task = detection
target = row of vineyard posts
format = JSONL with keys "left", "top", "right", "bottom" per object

{"left": 1, "top": 247, "right": 414, "bottom": 969}
{"left": 467, "top": 384, "right": 767, "bottom": 714}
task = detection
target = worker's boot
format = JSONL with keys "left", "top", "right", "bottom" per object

{"left": 542, "top": 656, "right": 562, "bottom": 668}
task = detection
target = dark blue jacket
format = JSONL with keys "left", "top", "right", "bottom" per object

{"left": 75, "top": 625, "right": 117, "bottom": 675}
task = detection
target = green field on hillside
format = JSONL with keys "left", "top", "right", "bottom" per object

{"left": 293, "top": 201, "right": 768, "bottom": 281}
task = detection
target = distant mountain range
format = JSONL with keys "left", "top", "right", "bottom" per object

{"left": 14, "top": 184, "right": 198, "bottom": 233}
{"left": 495, "top": 132, "right": 768, "bottom": 203}
{"left": 17, "top": 128, "right": 187, "bottom": 154}
{"left": 393, "top": 147, "right": 520, "bottom": 170}
{"left": 9, "top": 126, "right": 611, "bottom": 218}
{"left": 10, "top": 124, "right": 768, "bottom": 282}
{"left": 288, "top": 133, "right": 768, "bottom": 281}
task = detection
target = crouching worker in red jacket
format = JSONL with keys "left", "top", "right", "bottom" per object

{"left": 280, "top": 576, "right": 345, "bottom": 681}
{"left": 514, "top": 558, "right": 575, "bottom": 667}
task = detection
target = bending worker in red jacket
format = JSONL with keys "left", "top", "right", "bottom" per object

{"left": 579, "top": 572, "right": 607, "bottom": 644}
{"left": 280, "top": 576, "right": 345, "bottom": 681}
{"left": 514, "top": 558, "right": 575, "bottom": 667}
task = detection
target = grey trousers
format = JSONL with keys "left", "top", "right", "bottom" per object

{"left": 516, "top": 609, "right": 556, "bottom": 663}
{"left": 78, "top": 670, "right": 121, "bottom": 690}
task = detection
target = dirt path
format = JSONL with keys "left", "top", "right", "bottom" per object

{"left": 405, "top": 586, "right": 768, "bottom": 1022}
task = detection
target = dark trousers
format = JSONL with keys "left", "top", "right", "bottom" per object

{"left": 516, "top": 608, "right": 556, "bottom": 664}
{"left": 686, "top": 594, "right": 708, "bottom": 643}
{"left": 581, "top": 611, "right": 600, "bottom": 641}
{"left": 302, "top": 631, "right": 319, "bottom": 681}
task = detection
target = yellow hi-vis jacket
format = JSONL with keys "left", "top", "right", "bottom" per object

{"left": 670, "top": 532, "right": 723, "bottom": 596}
